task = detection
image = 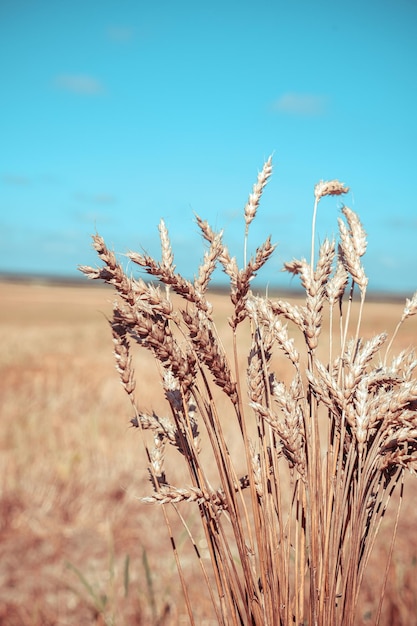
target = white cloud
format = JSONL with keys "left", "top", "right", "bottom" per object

{"left": 92, "top": 193, "right": 116, "bottom": 205}
{"left": 272, "top": 92, "right": 328, "bottom": 116}
{"left": 1, "top": 173, "right": 30, "bottom": 186}
{"left": 107, "top": 26, "right": 134, "bottom": 42}
{"left": 74, "top": 209, "right": 112, "bottom": 224}
{"left": 74, "top": 192, "right": 117, "bottom": 205}
{"left": 54, "top": 74, "right": 105, "bottom": 95}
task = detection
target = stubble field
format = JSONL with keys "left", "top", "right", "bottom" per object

{"left": 1, "top": 279, "right": 417, "bottom": 625}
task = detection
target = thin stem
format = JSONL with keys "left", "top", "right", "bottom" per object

{"left": 338, "top": 280, "right": 355, "bottom": 386}
{"left": 384, "top": 318, "right": 403, "bottom": 366}
{"left": 172, "top": 503, "right": 223, "bottom": 624}
{"left": 162, "top": 506, "right": 197, "bottom": 626}
{"left": 353, "top": 289, "right": 367, "bottom": 355}
{"left": 310, "top": 196, "right": 320, "bottom": 272}
{"left": 374, "top": 476, "right": 404, "bottom": 625}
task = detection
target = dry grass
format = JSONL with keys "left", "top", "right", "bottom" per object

{"left": 0, "top": 281, "right": 185, "bottom": 625}
{"left": 73, "top": 160, "right": 417, "bottom": 625}
{"left": 2, "top": 163, "right": 417, "bottom": 625}
{"left": 0, "top": 280, "right": 417, "bottom": 625}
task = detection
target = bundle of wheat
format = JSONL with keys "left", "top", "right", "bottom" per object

{"left": 80, "top": 159, "right": 417, "bottom": 626}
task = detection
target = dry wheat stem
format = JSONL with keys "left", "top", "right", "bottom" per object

{"left": 384, "top": 290, "right": 417, "bottom": 364}
{"left": 80, "top": 157, "right": 417, "bottom": 626}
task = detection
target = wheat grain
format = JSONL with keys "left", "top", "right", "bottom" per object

{"left": 81, "top": 157, "right": 417, "bottom": 626}
{"left": 326, "top": 261, "right": 349, "bottom": 306}
{"left": 244, "top": 156, "right": 273, "bottom": 228}
{"left": 341, "top": 206, "right": 367, "bottom": 258}
{"left": 338, "top": 218, "right": 368, "bottom": 294}
{"left": 111, "top": 319, "right": 136, "bottom": 398}
{"left": 314, "top": 179, "right": 349, "bottom": 200}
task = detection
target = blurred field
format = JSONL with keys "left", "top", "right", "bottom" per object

{"left": 1, "top": 279, "right": 417, "bottom": 625}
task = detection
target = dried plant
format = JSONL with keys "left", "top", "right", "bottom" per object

{"left": 80, "top": 159, "right": 417, "bottom": 625}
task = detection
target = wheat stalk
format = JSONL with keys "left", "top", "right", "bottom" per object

{"left": 80, "top": 158, "right": 417, "bottom": 625}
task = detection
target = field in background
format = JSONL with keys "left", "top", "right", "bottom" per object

{"left": 1, "top": 280, "right": 417, "bottom": 625}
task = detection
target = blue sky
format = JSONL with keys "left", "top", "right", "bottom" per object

{"left": 1, "top": 0, "right": 417, "bottom": 294}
